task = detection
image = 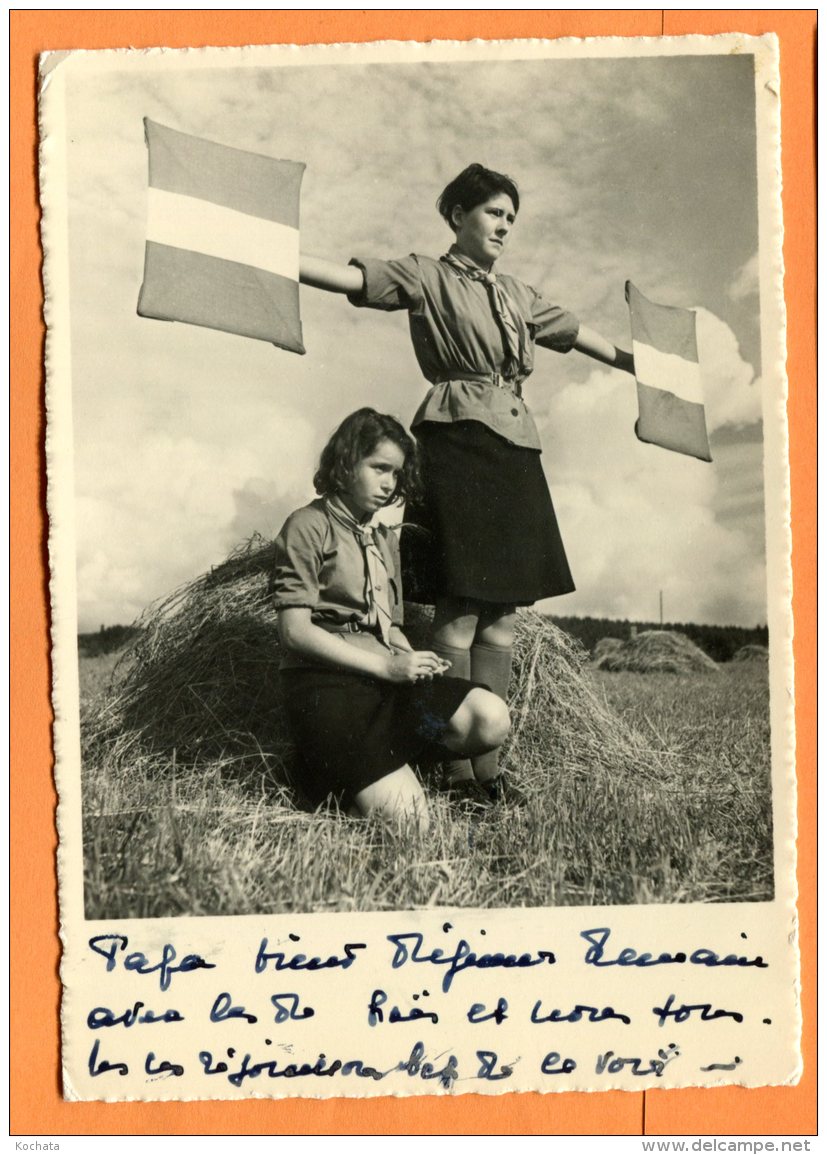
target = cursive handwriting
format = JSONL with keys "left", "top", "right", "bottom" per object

{"left": 197, "top": 1042, "right": 458, "bottom": 1090}
{"left": 199, "top": 1049, "right": 386, "bottom": 1087}
{"left": 87, "top": 1039, "right": 128, "bottom": 1077}
{"left": 397, "top": 1042, "right": 458, "bottom": 1090}
{"left": 540, "top": 1051, "right": 577, "bottom": 1075}
{"left": 467, "top": 998, "right": 509, "bottom": 1025}
{"left": 271, "top": 993, "right": 315, "bottom": 1023}
{"left": 87, "top": 1002, "right": 185, "bottom": 1029}
{"left": 387, "top": 932, "right": 556, "bottom": 993}
{"left": 88, "top": 934, "right": 215, "bottom": 992}
{"left": 531, "top": 1001, "right": 631, "bottom": 1025}
{"left": 254, "top": 937, "right": 366, "bottom": 975}
{"left": 210, "top": 992, "right": 257, "bottom": 1024}
{"left": 582, "top": 928, "right": 768, "bottom": 970}
{"left": 652, "top": 994, "right": 743, "bottom": 1027}
{"left": 595, "top": 1043, "right": 680, "bottom": 1078}
{"left": 145, "top": 1051, "right": 184, "bottom": 1078}
{"left": 368, "top": 988, "right": 439, "bottom": 1026}
{"left": 79, "top": 922, "right": 766, "bottom": 1093}
{"left": 476, "top": 1050, "right": 516, "bottom": 1080}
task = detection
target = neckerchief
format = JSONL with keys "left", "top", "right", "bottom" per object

{"left": 325, "top": 495, "right": 394, "bottom": 647}
{"left": 440, "top": 247, "right": 528, "bottom": 380}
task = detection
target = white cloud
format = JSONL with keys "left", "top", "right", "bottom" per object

{"left": 532, "top": 311, "right": 766, "bottom": 625}
{"left": 75, "top": 411, "right": 316, "bottom": 631}
{"left": 695, "top": 308, "right": 762, "bottom": 429}
{"left": 727, "top": 252, "right": 760, "bottom": 301}
{"left": 64, "top": 52, "right": 766, "bottom": 629}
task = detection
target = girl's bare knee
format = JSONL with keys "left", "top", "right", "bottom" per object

{"left": 477, "top": 691, "right": 511, "bottom": 749}
{"left": 477, "top": 608, "right": 517, "bottom": 648}
{"left": 445, "top": 688, "right": 510, "bottom": 754}
{"left": 432, "top": 596, "right": 480, "bottom": 649}
{"left": 352, "top": 767, "right": 430, "bottom": 835}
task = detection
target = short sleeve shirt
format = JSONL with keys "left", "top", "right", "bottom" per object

{"left": 347, "top": 253, "right": 580, "bottom": 450}
{"left": 273, "top": 499, "right": 404, "bottom": 668}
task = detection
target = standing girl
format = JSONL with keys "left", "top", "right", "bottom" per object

{"left": 273, "top": 407, "right": 510, "bottom": 831}
{"left": 299, "top": 165, "right": 634, "bottom": 801}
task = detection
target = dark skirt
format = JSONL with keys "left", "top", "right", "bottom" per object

{"left": 280, "top": 664, "right": 482, "bottom": 806}
{"left": 403, "top": 420, "right": 575, "bottom": 605}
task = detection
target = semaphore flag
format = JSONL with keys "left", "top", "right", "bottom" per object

{"left": 137, "top": 119, "right": 306, "bottom": 353}
{"left": 626, "top": 281, "right": 712, "bottom": 463}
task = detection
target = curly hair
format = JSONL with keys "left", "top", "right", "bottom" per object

{"left": 313, "top": 408, "right": 420, "bottom": 505}
{"left": 437, "top": 163, "right": 520, "bottom": 230}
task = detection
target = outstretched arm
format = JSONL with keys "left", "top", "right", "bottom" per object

{"left": 299, "top": 254, "right": 364, "bottom": 294}
{"left": 574, "top": 324, "right": 635, "bottom": 375}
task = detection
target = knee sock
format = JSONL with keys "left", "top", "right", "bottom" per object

{"left": 432, "top": 641, "right": 474, "bottom": 785}
{"left": 470, "top": 641, "right": 513, "bottom": 783}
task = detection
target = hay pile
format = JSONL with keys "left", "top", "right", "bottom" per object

{"left": 594, "top": 629, "right": 718, "bottom": 674}
{"left": 593, "top": 636, "right": 624, "bottom": 663}
{"left": 86, "top": 534, "right": 288, "bottom": 771}
{"left": 732, "top": 644, "right": 769, "bottom": 663}
{"left": 85, "top": 536, "right": 678, "bottom": 789}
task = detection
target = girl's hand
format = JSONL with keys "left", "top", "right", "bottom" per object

{"left": 383, "top": 650, "right": 446, "bottom": 684}
{"left": 573, "top": 325, "right": 635, "bottom": 375}
{"left": 388, "top": 625, "right": 414, "bottom": 653}
{"left": 614, "top": 347, "right": 636, "bottom": 376}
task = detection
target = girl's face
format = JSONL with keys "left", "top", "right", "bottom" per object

{"left": 342, "top": 438, "right": 406, "bottom": 519}
{"left": 452, "top": 192, "right": 517, "bottom": 268}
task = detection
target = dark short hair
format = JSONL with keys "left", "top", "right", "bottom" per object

{"left": 437, "top": 163, "right": 520, "bottom": 230}
{"left": 314, "top": 408, "right": 420, "bottom": 504}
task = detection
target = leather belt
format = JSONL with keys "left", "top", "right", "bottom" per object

{"left": 434, "top": 371, "right": 523, "bottom": 399}
{"left": 324, "top": 621, "right": 378, "bottom": 636}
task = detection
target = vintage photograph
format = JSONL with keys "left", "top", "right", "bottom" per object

{"left": 54, "top": 40, "right": 779, "bottom": 921}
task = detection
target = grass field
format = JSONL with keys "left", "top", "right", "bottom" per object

{"left": 79, "top": 641, "right": 773, "bottom": 919}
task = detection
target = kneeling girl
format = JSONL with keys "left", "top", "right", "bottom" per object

{"left": 273, "top": 407, "right": 510, "bottom": 831}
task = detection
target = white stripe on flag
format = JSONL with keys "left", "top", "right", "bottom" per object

{"left": 632, "top": 338, "right": 704, "bottom": 405}
{"left": 146, "top": 187, "right": 300, "bottom": 282}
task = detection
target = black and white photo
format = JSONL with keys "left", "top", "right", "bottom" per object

{"left": 41, "top": 35, "right": 798, "bottom": 1100}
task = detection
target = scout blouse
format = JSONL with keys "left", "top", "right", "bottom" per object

{"left": 347, "top": 250, "right": 580, "bottom": 450}
{"left": 273, "top": 498, "right": 404, "bottom": 670}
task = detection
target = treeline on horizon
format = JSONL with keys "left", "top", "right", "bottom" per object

{"left": 78, "top": 616, "right": 769, "bottom": 664}
{"left": 77, "top": 624, "right": 141, "bottom": 658}
{"left": 547, "top": 615, "right": 769, "bottom": 664}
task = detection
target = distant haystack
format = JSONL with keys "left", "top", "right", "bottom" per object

{"left": 732, "top": 644, "right": 769, "bottom": 663}
{"left": 83, "top": 535, "right": 681, "bottom": 789}
{"left": 594, "top": 630, "right": 718, "bottom": 674}
{"left": 593, "top": 637, "right": 624, "bottom": 663}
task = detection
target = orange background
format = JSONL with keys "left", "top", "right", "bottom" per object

{"left": 10, "top": 10, "right": 816, "bottom": 1137}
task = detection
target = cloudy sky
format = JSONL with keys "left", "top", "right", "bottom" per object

{"left": 62, "top": 44, "right": 768, "bottom": 631}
